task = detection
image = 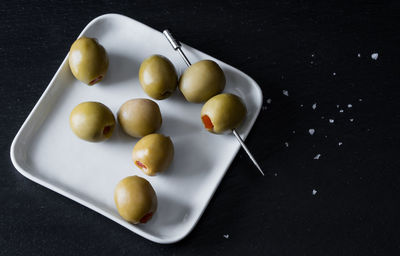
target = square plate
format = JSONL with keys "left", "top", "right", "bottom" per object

{"left": 10, "top": 14, "right": 262, "bottom": 244}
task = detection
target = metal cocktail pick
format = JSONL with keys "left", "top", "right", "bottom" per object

{"left": 163, "top": 29, "right": 265, "bottom": 176}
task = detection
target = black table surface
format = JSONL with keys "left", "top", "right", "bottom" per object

{"left": 2, "top": 1, "right": 400, "bottom": 255}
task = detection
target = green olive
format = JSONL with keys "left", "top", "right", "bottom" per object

{"left": 139, "top": 55, "right": 178, "bottom": 100}
{"left": 179, "top": 60, "right": 225, "bottom": 103}
{"left": 132, "top": 133, "right": 174, "bottom": 176}
{"left": 69, "top": 102, "right": 115, "bottom": 142}
{"left": 200, "top": 93, "right": 247, "bottom": 134}
{"left": 114, "top": 176, "right": 157, "bottom": 224}
{"left": 68, "top": 37, "right": 109, "bottom": 85}
{"left": 117, "top": 99, "right": 162, "bottom": 138}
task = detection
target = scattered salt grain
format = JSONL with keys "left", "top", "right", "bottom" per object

{"left": 336, "top": 105, "right": 339, "bottom": 108}
{"left": 357, "top": 53, "right": 361, "bottom": 58}
{"left": 339, "top": 109, "right": 344, "bottom": 113}
{"left": 333, "top": 72, "right": 336, "bottom": 76}
{"left": 329, "top": 119, "right": 334, "bottom": 123}
{"left": 321, "top": 116, "right": 325, "bottom": 119}
{"left": 309, "top": 129, "right": 315, "bottom": 135}
{"left": 266, "top": 98, "right": 272, "bottom": 104}
{"left": 310, "top": 61, "right": 314, "bottom": 64}
{"left": 300, "top": 104, "right": 304, "bottom": 107}
{"left": 282, "top": 90, "right": 289, "bottom": 96}
{"left": 313, "top": 154, "right": 321, "bottom": 160}
{"left": 292, "top": 130, "right": 296, "bottom": 134}
{"left": 338, "top": 142, "right": 343, "bottom": 146}
{"left": 312, "top": 189, "right": 317, "bottom": 195}
{"left": 349, "top": 118, "right": 354, "bottom": 122}
{"left": 223, "top": 234, "right": 229, "bottom": 239}
{"left": 371, "top": 53, "right": 379, "bottom": 60}
{"left": 312, "top": 103, "right": 317, "bottom": 110}
{"left": 274, "top": 173, "right": 278, "bottom": 177}
{"left": 358, "top": 98, "right": 363, "bottom": 102}
{"left": 285, "top": 142, "right": 289, "bottom": 147}
{"left": 311, "top": 53, "right": 315, "bottom": 57}
{"left": 348, "top": 104, "right": 352, "bottom": 108}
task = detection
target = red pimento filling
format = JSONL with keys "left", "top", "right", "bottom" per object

{"left": 135, "top": 160, "right": 147, "bottom": 170}
{"left": 201, "top": 115, "right": 214, "bottom": 130}
{"left": 140, "top": 212, "right": 153, "bottom": 223}
{"left": 103, "top": 125, "right": 111, "bottom": 135}
{"left": 89, "top": 75, "right": 103, "bottom": 85}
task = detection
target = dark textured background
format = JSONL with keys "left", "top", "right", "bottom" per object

{"left": 1, "top": 0, "right": 400, "bottom": 255}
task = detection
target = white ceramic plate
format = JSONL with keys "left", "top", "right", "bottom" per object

{"left": 10, "top": 14, "right": 262, "bottom": 244}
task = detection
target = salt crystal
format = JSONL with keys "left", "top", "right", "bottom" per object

{"left": 266, "top": 98, "right": 272, "bottom": 104}
{"left": 300, "top": 104, "right": 303, "bottom": 107}
{"left": 285, "top": 142, "right": 289, "bottom": 147}
{"left": 371, "top": 53, "right": 379, "bottom": 60}
{"left": 311, "top": 53, "right": 315, "bottom": 57}
{"left": 329, "top": 119, "right": 334, "bottom": 123}
{"left": 312, "top": 189, "right": 317, "bottom": 195}
{"left": 339, "top": 109, "right": 344, "bottom": 113}
{"left": 309, "top": 129, "right": 315, "bottom": 135}
{"left": 313, "top": 154, "right": 321, "bottom": 160}
{"left": 348, "top": 104, "right": 352, "bottom": 108}
{"left": 349, "top": 118, "right": 354, "bottom": 122}
{"left": 310, "top": 61, "right": 314, "bottom": 64}
{"left": 274, "top": 173, "right": 278, "bottom": 177}
{"left": 336, "top": 105, "right": 339, "bottom": 108}
{"left": 312, "top": 103, "right": 317, "bottom": 110}
{"left": 333, "top": 72, "right": 336, "bottom": 76}
{"left": 357, "top": 53, "right": 361, "bottom": 58}
{"left": 282, "top": 90, "right": 289, "bottom": 96}
{"left": 338, "top": 142, "right": 343, "bottom": 146}
{"left": 321, "top": 116, "right": 325, "bottom": 119}
{"left": 358, "top": 98, "right": 363, "bottom": 102}
{"left": 223, "top": 234, "right": 229, "bottom": 239}
{"left": 292, "top": 130, "right": 296, "bottom": 134}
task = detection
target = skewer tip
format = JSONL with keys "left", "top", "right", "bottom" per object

{"left": 232, "top": 129, "right": 264, "bottom": 176}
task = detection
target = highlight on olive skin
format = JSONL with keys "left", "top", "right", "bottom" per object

{"left": 117, "top": 98, "right": 162, "bottom": 138}
{"left": 114, "top": 176, "right": 157, "bottom": 224}
{"left": 69, "top": 101, "right": 116, "bottom": 142}
{"left": 132, "top": 133, "right": 174, "bottom": 176}
{"left": 68, "top": 37, "right": 109, "bottom": 85}
{"left": 179, "top": 60, "right": 225, "bottom": 103}
{"left": 200, "top": 93, "right": 247, "bottom": 134}
{"left": 139, "top": 55, "right": 178, "bottom": 100}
